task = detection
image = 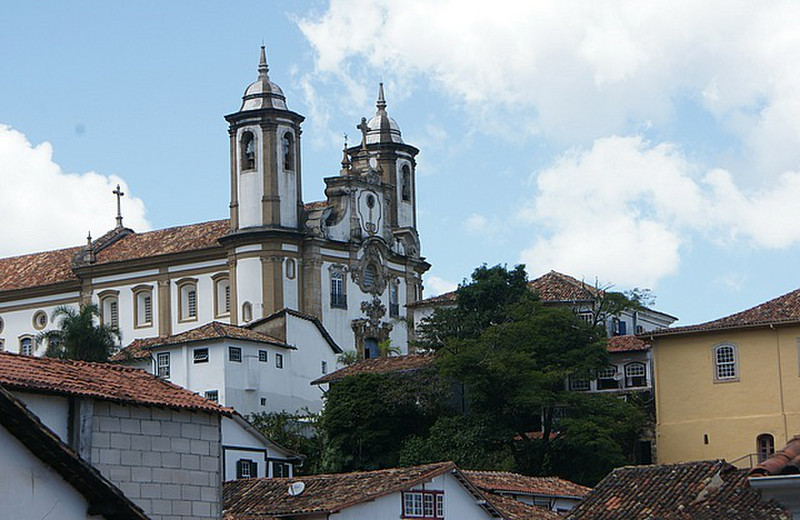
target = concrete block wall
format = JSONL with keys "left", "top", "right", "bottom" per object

{"left": 90, "top": 401, "right": 222, "bottom": 520}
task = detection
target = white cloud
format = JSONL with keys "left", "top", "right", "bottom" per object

{"left": 0, "top": 125, "right": 150, "bottom": 257}
{"left": 464, "top": 213, "right": 489, "bottom": 234}
{"left": 298, "top": 0, "right": 800, "bottom": 177}
{"left": 424, "top": 274, "right": 457, "bottom": 297}
{"left": 520, "top": 136, "right": 800, "bottom": 287}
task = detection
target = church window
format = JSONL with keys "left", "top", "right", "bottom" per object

{"left": 229, "top": 346, "right": 242, "bottom": 362}
{"left": 275, "top": 353, "right": 283, "bottom": 369}
{"left": 714, "top": 344, "right": 738, "bottom": 381}
{"left": 285, "top": 258, "right": 296, "bottom": 280}
{"left": 363, "top": 264, "right": 377, "bottom": 290}
{"left": 204, "top": 390, "right": 219, "bottom": 403}
{"left": 401, "top": 164, "right": 411, "bottom": 202}
{"left": 99, "top": 292, "right": 120, "bottom": 328}
{"left": 241, "top": 131, "right": 256, "bottom": 171}
{"left": 213, "top": 275, "right": 231, "bottom": 318}
{"left": 133, "top": 286, "right": 153, "bottom": 328}
{"left": 20, "top": 337, "right": 33, "bottom": 356}
{"left": 330, "top": 269, "right": 347, "bottom": 309}
{"left": 282, "top": 131, "right": 294, "bottom": 171}
{"left": 32, "top": 310, "right": 48, "bottom": 331}
{"left": 194, "top": 348, "right": 209, "bottom": 363}
{"left": 757, "top": 433, "right": 775, "bottom": 463}
{"left": 624, "top": 362, "right": 647, "bottom": 388}
{"left": 178, "top": 280, "right": 198, "bottom": 322}
{"left": 242, "top": 302, "right": 253, "bottom": 323}
{"left": 156, "top": 352, "right": 170, "bottom": 379}
{"left": 364, "top": 337, "right": 379, "bottom": 359}
{"left": 389, "top": 281, "right": 399, "bottom": 317}
{"left": 596, "top": 365, "right": 621, "bottom": 390}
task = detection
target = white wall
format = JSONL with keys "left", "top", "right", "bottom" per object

{"left": 11, "top": 391, "right": 70, "bottom": 441}
{"left": 236, "top": 255, "right": 263, "bottom": 322}
{"left": 237, "top": 125, "right": 265, "bottom": 229}
{"left": 277, "top": 124, "right": 298, "bottom": 229}
{"left": 0, "top": 295, "right": 80, "bottom": 355}
{"left": 221, "top": 417, "right": 295, "bottom": 481}
{"left": 0, "top": 426, "right": 101, "bottom": 520}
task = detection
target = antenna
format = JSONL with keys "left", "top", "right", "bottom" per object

{"left": 288, "top": 481, "right": 306, "bottom": 496}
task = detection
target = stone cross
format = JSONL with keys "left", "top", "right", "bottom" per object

{"left": 113, "top": 184, "right": 125, "bottom": 228}
{"left": 357, "top": 117, "right": 369, "bottom": 150}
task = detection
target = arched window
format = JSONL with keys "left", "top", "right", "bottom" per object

{"left": 757, "top": 434, "right": 775, "bottom": 463}
{"left": 363, "top": 264, "right": 377, "bottom": 290}
{"left": 283, "top": 131, "right": 294, "bottom": 171}
{"left": 242, "top": 302, "right": 253, "bottom": 323}
{"left": 213, "top": 276, "right": 231, "bottom": 318}
{"left": 714, "top": 344, "right": 738, "bottom": 381}
{"left": 99, "top": 292, "right": 120, "bottom": 328}
{"left": 624, "top": 362, "right": 647, "bottom": 388}
{"left": 364, "top": 337, "right": 379, "bottom": 359}
{"left": 401, "top": 164, "right": 411, "bottom": 201}
{"left": 20, "top": 336, "right": 33, "bottom": 356}
{"left": 389, "top": 280, "right": 399, "bottom": 317}
{"left": 133, "top": 286, "right": 153, "bottom": 328}
{"left": 177, "top": 279, "right": 198, "bottom": 322}
{"left": 241, "top": 131, "right": 256, "bottom": 171}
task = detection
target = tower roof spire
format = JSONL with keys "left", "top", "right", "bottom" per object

{"left": 237, "top": 45, "right": 287, "bottom": 111}
{"left": 377, "top": 82, "right": 387, "bottom": 110}
{"left": 258, "top": 45, "right": 270, "bottom": 80}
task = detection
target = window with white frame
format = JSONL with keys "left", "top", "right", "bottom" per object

{"left": 178, "top": 280, "right": 198, "bottom": 321}
{"left": 193, "top": 348, "right": 209, "bottom": 363}
{"left": 133, "top": 287, "right": 153, "bottom": 328}
{"left": 156, "top": 352, "right": 170, "bottom": 379}
{"left": 596, "top": 365, "right": 621, "bottom": 390}
{"left": 204, "top": 390, "right": 219, "bottom": 403}
{"left": 402, "top": 491, "right": 444, "bottom": 519}
{"left": 624, "top": 362, "right": 647, "bottom": 388}
{"left": 20, "top": 337, "right": 33, "bottom": 356}
{"left": 714, "top": 344, "right": 738, "bottom": 380}
{"left": 569, "top": 376, "right": 590, "bottom": 391}
{"left": 214, "top": 276, "right": 230, "bottom": 318}
{"left": 330, "top": 269, "right": 346, "bottom": 309}
{"left": 100, "top": 293, "right": 119, "bottom": 328}
{"left": 236, "top": 459, "right": 257, "bottom": 479}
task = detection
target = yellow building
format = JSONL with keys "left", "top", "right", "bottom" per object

{"left": 646, "top": 288, "right": 800, "bottom": 466}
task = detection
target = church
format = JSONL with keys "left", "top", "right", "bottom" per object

{"left": 0, "top": 47, "right": 429, "bottom": 388}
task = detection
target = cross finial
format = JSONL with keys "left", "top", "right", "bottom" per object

{"left": 113, "top": 184, "right": 125, "bottom": 228}
{"left": 357, "top": 117, "right": 369, "bottom": 150}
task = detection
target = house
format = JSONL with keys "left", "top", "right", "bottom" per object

{"left": 0, "top": 45, "right": 428, "bottom": 368}
{"left": 566, "top": 460, "right": 790, "bottom": 519}
{"left": 113, "top": 311, "right": 341, "bottom": 415}
{"left": 0, "top": 351, "right": 297, "bottom": 519}
{"left": 0, "top": 383, "right": 149, "bottom": 520}
{"left": 644, "top": 286, "right": 800, "bottom": 465}
{"left": 222, "top": 461, "right": 536, "bottom": 520}
{"left": 749, "top": 435, "right": 800, "bottom": 518}
{"left": 310, "top": 353, "right": 434, "bottom": 389}
{"left": 462, "top": 470, "right": 591, "bottom": 514}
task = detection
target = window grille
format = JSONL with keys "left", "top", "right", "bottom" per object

{"left": 229, "top": 347, "right": 242, "bottom": 363}
{"left": 715, "top": 345, "right": 737, "bottom": 380}
{"left": 187, "top": 289, "right": 197, "bottom": 318}
{"left": 625, "top": 362, "right": 647, "bottom": 388}
{"left": 156, "top": 352, "right": 170, "bottom": 379}
{"left": 143, "top": 295, "right": 152, "bottom": 324}
{"left": 109, "top": 300, "right": 119, "bottom": 327}
{"left": 204, "top": 390, "right": 218, "bottom": 403}
{"left": 20, "top": 337, "right": 33, "bottom": 356}
{"left": 402, "top": 491, "right": 444, "bottom": 518}
{"left": 331, "top": 271, "right": 346, "bottom": 308}
{"left": 597, "top": 366, "right": 620, "bottom": 390}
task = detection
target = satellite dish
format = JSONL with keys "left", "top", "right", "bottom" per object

{"left": 288, "top": 481, "right": 306, "bottom": 496}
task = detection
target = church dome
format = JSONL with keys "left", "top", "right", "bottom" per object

{"left": 239, "top": 46, "right": 287, "bottom": 111}
{"left": 366, "top": 83, "right": 404, "bottom": 144}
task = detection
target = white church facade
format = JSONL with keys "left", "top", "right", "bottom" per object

{"left": 0, "top": 47, "right": 427, "bottom": 365}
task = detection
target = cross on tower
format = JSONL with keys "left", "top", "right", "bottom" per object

{"left": 113, "top": 184, "right": 125, "bottom": 228}
{"left": 357, "top": 117, "right": 369, "bottom": 150}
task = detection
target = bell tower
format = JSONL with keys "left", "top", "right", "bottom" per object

{"left": 225, "top": 46, "right": 305, "bottom": 231}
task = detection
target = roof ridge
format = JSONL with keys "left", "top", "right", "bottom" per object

{"left": 248, "top": 461, "right": 455, "bottom": 482}
{"left": 0, "top": 351, "right": 143, "bottom": 373}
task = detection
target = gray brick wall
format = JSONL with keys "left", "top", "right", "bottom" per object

{"left": 90, "top": 401, "right": 222, "bottom": 520}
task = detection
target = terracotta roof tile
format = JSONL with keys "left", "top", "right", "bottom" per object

{"left": 113, "top": 321, "right": 292, "bottom": 361}
{"left": 463, "top": 470, "right": 591, "bottom": 499}
{"left": 0, "top": 246, "right": 82, "bottom": 292}
{"left": 607, "top": 335, "right": 651, "bottom": 353}
{"left": 311, "top": 354, "right": 435, "bottom": 385}
{"left": 483, "top": 492, "right": 562, "bottom": 520}
{"left": 223, "top": 462, "right": 459, "bottom": 519}
{"left": 303, "top": 200, "right": 329, "bottom": 211}
{"left": 646, "top": 287, "right": 800, "bottom": 337}
{"left": 529, "top": 271, "right": 602, "bottom": 303}
{"left": 0, "top": 351, "right": 229, "bottom": 414}
{"left": 750, "top": 435, "right": 800, "bottom": 477}
{"left": 567, "top": 460, "right": 790, "bottom": 520}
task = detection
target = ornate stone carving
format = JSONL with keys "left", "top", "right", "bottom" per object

{"left": 351, "top": 296, "right": 393, "bottom": 359}
{"left": 351, "top": 240, "right": 390, "bottom": 295}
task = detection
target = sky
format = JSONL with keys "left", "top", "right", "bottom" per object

{"left": 2, "top": 1, "right": 800, "bottom": 326}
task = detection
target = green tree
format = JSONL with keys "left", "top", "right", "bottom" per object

{"left": 247, "top": 411, "right": 325, "bottom": 475}
{"left": 37, "top": 304, "right": 120, "bottom": 362}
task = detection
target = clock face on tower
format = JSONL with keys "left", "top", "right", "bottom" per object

{"left": 357, "top": 190, "right": 381, "bottom": 236}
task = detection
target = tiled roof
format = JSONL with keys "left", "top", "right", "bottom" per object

{"left": 484, "top": 492, "right": 562, "bottom": 520}
{"left": 405, "top": 290, "right": 456, "bottom": 308}
{"left": 113, "top": 321, "right": 292, "bottom": 361}
{"left": 566, "top": 460, "right": 790, "bottom": 520}
{"left": 310, "top": 354, "right": 435, "bottom": 385}
{"left": 750, "top": 435, "right": 800, "bottom": 477}
{"left": 607, "top": 335, "right": 651, "bottom": 353}
{"left": 0, "top": 246, "right": 82, "bottom": 292}
{"left": 645, "top": 287, "right": 800, "bottom": 338}
{"left": 0, "top": 383, "right": 151, "bottom": 520}
{"left": 0, "top": 219, "right": 230, "bottom": 294}
{"left": 463, "top": 470, "right": 591, "bottom": 499}
{"left": 529, "top": 271, "right": 602, "bottom": 303}
{"left": 223, "top": 462, "right": 470, "bottom": 519}
{"left": 303, "top": 200, "right": 329, "bottom": 211}
{"left": 0, "top": 351, "right": 229, "bottom": 415}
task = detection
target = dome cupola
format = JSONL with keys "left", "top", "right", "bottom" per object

{"left": 239, "top": 46, "right": 287, "bottom": 111}
{"left": 366, "top": 83, "right": 403, "bottom": 144}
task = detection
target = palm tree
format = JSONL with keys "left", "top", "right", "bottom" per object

{"left": 37, "top": 304, "right": 121, "bottom": 362}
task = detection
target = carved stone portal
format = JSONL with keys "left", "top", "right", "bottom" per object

{"left": 351, "top": 296, "right": 393, "bottom": 359}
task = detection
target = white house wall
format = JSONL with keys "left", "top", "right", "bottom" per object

{"left": 0, "top": 426, "right": 99, "bottom": 520}
{"left": 11, "top": 391, "right": 70, "bottom": 441}
{"left": 221, "top": 417, "right": 295, "bottom": 481}
{"left": 0, "top": 298, "right": 80, "bottom": 355}
{"left": 284, "top": 313, "right": 339, "bottom": 412}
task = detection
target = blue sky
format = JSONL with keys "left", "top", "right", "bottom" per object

{"left": 3, "top": 1, "right": 800, "bottom": 326}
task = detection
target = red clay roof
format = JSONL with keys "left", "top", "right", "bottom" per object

{"left": 567, "top": 460, "right": 789, "bottom": 520}
{"left": 311, "top": 354, "right": 435, "bottom": 385}
{"left": 0, "top": 351, "right": 229, "bottom": 414}
{"left": 0, "top": 246, "right": 82, "bottom": 292}
{"left": 463, "top": 470, "right": 591, "bottom": 499}
{"left": 303, "top": 201, "right": 329, "bottom": 211}
{"left": 223, "top": 462, "right": 467, "bottom": 519}
{"left": 484, "top": 492, "right": 562, "bottom": 520}
{"left": 606, "top": 335, "right": 651, "bottom": 353}
{"left": 113, "top": 321, "right": 292, "bottom": 361}
{"left": 750, "top": 435, "right": 800, "bottom": 477}
{"left": 646, "top": 287, "right": 800, "bottom": 337}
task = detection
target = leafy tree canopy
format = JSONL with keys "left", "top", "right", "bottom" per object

{"left": 38, "top": 304, "right": 120, "bottom": 362}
